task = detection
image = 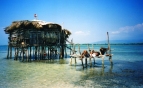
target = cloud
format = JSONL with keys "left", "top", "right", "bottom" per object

{"left": 111, "top": 23, "right": 143, "bottom": 34}
{"left": 74, "top": 31, "right": 90, "bottom": 36}
{"left": 111, "top": 31, "right": 120, "bottom": 34}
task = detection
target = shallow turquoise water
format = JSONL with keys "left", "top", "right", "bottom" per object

{"left": 0, "top": 45, "right": 143, "bottom": 88}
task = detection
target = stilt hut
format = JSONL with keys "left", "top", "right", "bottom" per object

{"left": 4, "top": 20, "right": 71, "bottom": 61}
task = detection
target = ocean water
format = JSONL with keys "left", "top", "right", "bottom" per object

{"left": 0, "top": 44, "right": 143, "bottom": 88}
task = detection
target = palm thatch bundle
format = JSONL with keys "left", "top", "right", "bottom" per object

{"left": 7, "top": 21, "right": 18, "bottom": 31}
{"left": 62, "top": 29, "right": 71, "bottom": 38}
{"left": 31, "top": 21, "right": 43, "bottom": 29}
{"left": 15, "top": 21, "right": 23, "bottom": 29}
{"left": 63, "top": 29, "right": 71, "bottom": 35}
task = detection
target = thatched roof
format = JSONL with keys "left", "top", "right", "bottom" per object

{"left": 4, "top": 20, "right": 70, "bottom": 33}
{"left": 63, "top": 29, "right": 71, "bottom": 35}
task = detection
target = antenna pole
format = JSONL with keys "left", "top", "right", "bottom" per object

{"left": 34, "top": 14, "right": 38, "bottom": 20}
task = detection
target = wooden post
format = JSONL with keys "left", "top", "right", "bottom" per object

{"left": 45, "top": 46, "right": 47, "bottom": 59}
{"left": 22, "top": 48, "right": 24, "bottom": 61}
{"left": 9, "top": 33, "right": 12, "bottom": 59}
{"left": 25, "top": 47, "right": 29, "bottom": 61}
{"left": 10, "top": 45, "right": 12, "bottom": 59}
{"left": 19, "top": 48, "right": 22, "bottom": 61}
{"left": 14, "top": 47, "right": 17, "bottom": 60}
{"left": 65, "top": 44, "right": 67, "bottom": 58}
{"left": 39, "top": 46, "right": 42, "bottom": 60}
{"left": 92, "top": 44, "right": 96, "bottom": 65}
{"left": 29, "top": 46, "right": 32, "bottom": 61}
{"left": 107, "top": 32, "right": 113, "bottom": 65}
{"left": 70, "top": 57, "right": 72, "bottom": 65}
{"left": 102, "top": 64, "right": 105, "bottom": 76}
{"left": 35, "top": 46, "right": 37, "bottom": 60}
{"left": 17, "top": 48, "right": 19, "bottom": 60}
{"left": 48, "top": 47, "right": 49, "bottom": 59}
{"left": 109, "top": 56, "right": 113, "bottom": 65}
{"left": 37, "top": 46, "right": 40, "bottom": 60}
{"left": 33, "top": 46, "right": 34, "bottom": 60}
{"left": 78, "top": 44, "right": 84, "bottom": 68}
{"left": 60, "top": 45, "right": 64, "bottom": 59}
{"left": 7, "top": 45, "right": 10, "bottom": 59}
{"left": 73, "top": 44, "right": 76, "bottom": 63}
{"left": 102, "top": 56, "right": 104, "bottom": 64}
{"left": 42, "top": 46, "right": 44, "bottom": 60}
{"left": 58, "top": 47, "right": 61, "bottom": 59}
{"left": 14, "top": 47, "right": 18, "bottom": 60}
{"left": 107, "top": 32, "right": 110, "bottom": 52}
{"left": 70, "top": 39, "right": 73, "bottom": 55}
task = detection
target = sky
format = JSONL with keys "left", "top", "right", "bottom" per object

{"left": 0, "top": 0, "right": 143, "bottom": 45}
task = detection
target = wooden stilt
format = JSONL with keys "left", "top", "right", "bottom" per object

{"left": 35, "top": 46, "right": 37, "bottom": 60}
{"left": 42, "top": 46, "right": 44, "bottom": 60}
{"left": 15, "top": 47, "right": 19, "bottom": 60}
{"left": 29, "top": 46, "right": 31, "bottom": 60}
{"left": 14, "top": 47, "right": 16, "bottom": 60}
{"left": 65, "top": 45, "right": 67, "bottom": 58}
{"left": 47, "top": 47, "right": 49, "bottom": 59}
{"left": 33, "top": 46, "right": 34, "bottom": 60}
{"left": 74, "top": 57, "right": 76, "bottom": 64}
{"left": 70, "top": 57, "right": 72, "bottom": 65}
{"left": 78, "top": 44, "right": 84, "bottom": 68}
{"left": 73, "top": 44, "right": 76, "bottom": 63}
{"left": 58, "top": 47, "right": 60, "bottom": 59}
{"left": 102, "top": 64, "right": 105, "bottom": 76}
{"left": 109, "top": 56, "right": 113, "bottom": 65}
{"left": 7, "top": 45, "right": 10, "bottom": 59}
{"left": 37, "top": 46, "right": 40, "bottom": 60}
{"left": 26, "top": 48, "right": 29, "bottom": 61}
{"left": 107, "top": 32, "right": 113, "bottom": 65}
{"left": 102, "top": 56, "right": 104, "bottom": 64}
{"left": 22, "top": 48, "right": 24, "bottom": 61}
{"left": 27, "top": 47, "right": 30, "bottom": 61}
{"left": 60, "top": 45, "right": 64, "bottom": 59}
{"left": 10, "top": 46, "right": 12, "bottom": 59}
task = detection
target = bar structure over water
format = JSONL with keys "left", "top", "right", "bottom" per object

{"left": 4, "top": 20, "right": 71, "bottom": 61}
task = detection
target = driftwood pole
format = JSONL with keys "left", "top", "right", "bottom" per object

{"left": 107, "top": 32, "right": 110, "bottom": 52}
{"left": 107, "top": 32, "right": 113, "bottom": 65}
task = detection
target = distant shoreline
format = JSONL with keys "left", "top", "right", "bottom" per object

{"left": 68, "top": 43, "right": 143, "bottom": 45}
